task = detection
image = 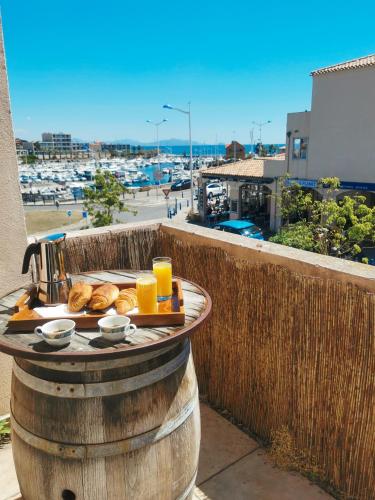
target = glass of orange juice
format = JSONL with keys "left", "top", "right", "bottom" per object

{"left": 152, "top": 257, "right": 172, "bottom": 301}
{"left": 136, "top": 272, "right": 158, "bottom": 314}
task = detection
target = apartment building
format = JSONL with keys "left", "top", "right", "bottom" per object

{"left": 40, "top": 132, "right": 72, "bottom": 152}
{"left": 15, "top": 138, "right": 34, "bottom": 157}
{"left": 286, "top": 55, "right": 375, "bottom": 206}
{"left": 101, "top": 143, "right": 132, "bottom": 154}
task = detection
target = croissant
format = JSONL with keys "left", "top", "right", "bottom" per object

{"left": 115, "top": 288, "right": 137, "bottom": 315}
{"left": 89, "top": 284, "right": 119, "bottom": 310}
{"left": 68, "top": 282, "right": 93, "bottom": 312}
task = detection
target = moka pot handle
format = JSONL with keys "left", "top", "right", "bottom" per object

{"left": 22, "top": 242, "right": 41, "bottom": 274}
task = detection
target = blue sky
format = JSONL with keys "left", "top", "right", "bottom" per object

{"left": 2, "top": 0, "right": 375, "bottom": 144}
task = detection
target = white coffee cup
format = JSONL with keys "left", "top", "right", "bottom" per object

{"left": 35, "top": 319, "right": 75, "bottom": 346}
{"left": 98, "top": 315, "right": 137, "bottom": 342}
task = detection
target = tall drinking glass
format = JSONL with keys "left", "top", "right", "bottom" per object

{"left": 136, "top": 272, "right": 158, "bottom": 314}
{"left": 153, "top": 257, "right": 172, "bottom": 301}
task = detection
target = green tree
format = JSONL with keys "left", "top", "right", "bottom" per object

{"left": 277, "top": 176, "right": 314, "bottom": 226}
{"left": 270, "top": 176, "right": 375, "bottom": 262}
{"left": 83, "top": 170, "right": 136, "bottom": 227}
{"left": 269, "top": 221, "right": 315, "bottom": 251}
{"left": 254, "top": 143, "right": 267, "bottom": 157}
{"left": 23, "top": 154, "right": 38, "bottom": 164}
{"left": 268, "top": 144, "right": 277, "bottom": 155}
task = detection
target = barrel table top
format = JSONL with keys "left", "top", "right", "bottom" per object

{"left": 0, "top": 270, "right": 211, "bottom": 362}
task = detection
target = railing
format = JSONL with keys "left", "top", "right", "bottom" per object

{"left": 65, "top": 220, "right": 375, "bottom": 500}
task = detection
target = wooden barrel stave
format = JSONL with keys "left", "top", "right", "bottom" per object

{"left": 11, "top": 342, "right": 196, "bottom": 444}
{"left": 12, "top": 409, "right": 199, "bottom": 500}
{"left": 15, "top": 343, "right": 181, "bottom": 383}
{"left": 11, "top": 339, "right": 200, "bottom": 500}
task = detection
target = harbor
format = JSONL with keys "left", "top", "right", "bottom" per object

{"left": 18, "top": 154, "right": 218, "bottom": 204}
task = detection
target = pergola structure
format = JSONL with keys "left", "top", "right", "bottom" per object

{"left": 199, "top": 158, "right": 285, "bottom": 230}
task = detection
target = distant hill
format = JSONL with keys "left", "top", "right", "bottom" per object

{"left": 72, "top": 137, "right": 89, "bottom": 143}
{"left": 73, "top": 137, "right": 216, "bottom": 146}
{"left": 111, "top": 138, "right": 202, "bottom": 146}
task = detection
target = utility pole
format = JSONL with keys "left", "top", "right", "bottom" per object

{"left": 249, "top": 128, "right": 254, "bottom": 156}
{"left": 163, "top": 102, "right": 194, "bottom": 212}
{"left": 146, "top": 119, "right": 167, "bottom": 198}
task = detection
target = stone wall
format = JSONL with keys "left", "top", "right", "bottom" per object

{"left": 0, "top": 19, "right": 28, "bottom": 414}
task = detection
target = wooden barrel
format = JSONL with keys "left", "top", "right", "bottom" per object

{"left": 11, "top": 339, "right": 200, "bottom": 500}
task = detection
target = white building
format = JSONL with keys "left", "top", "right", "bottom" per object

{"left": 287, "top": 54, "right": 375, "bottom": 205}
{"left": 41, "top": 132, "right": 72, "bottom": 152}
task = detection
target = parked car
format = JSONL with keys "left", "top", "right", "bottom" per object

{"left": 355, "top": 246, "right": 375, "bottom": 266}
{"left": 213, "top": 220, "right": 264, "bottom": 240}
{"left": 171, "top": 179, "right": 191, "bottom": 191}
{"left": 206, "top": 182, "right": 225, "bottom": 198}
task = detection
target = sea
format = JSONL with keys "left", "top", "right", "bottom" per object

{"left": 142, "top": 144, "right": 285, "bottom": 157}
{"left": 130, "top": 143, "right": 285, "bottom": 187}
{"left": 130, "top": 163, "right": 174, "bottom": 187}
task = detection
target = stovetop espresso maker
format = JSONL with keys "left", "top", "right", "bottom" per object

{"left": 22, "top": 233, "right": 72, "bottom": 305}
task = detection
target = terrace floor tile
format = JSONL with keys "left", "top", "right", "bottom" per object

{"left": 197, "top": 403, "right": 259, "bottom": 484}
{"left": 198, "top": 448, "right": 332, "bottom": 500}
{"left": 0, "top": 404, "right": 332, "bottom": 500}
{"left": 0, "top": 443, "right": 20, "bottom": 500}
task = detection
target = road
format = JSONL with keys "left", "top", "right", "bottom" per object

{"left": 23, "top": 188, "right": 193, "bottom": 224}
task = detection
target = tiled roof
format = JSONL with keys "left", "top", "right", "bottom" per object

{"left": 311, "top": 55, "right": 375, "bottom": 76}
{"left": 225, "top": 141, "right": 244, "bottom": 148}
{"left": 201, "top": 158, "right": 280, "bottom": 179}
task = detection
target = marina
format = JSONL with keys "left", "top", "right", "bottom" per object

{"left": 18, "top": 154, "right": 219, "bottom": 203}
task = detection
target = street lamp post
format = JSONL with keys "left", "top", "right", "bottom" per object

{"left": 252, "top": 120, "right": 271, "bottom": 154}
{"left": 146, "top": 119, "right": 167, "bottom": 170}
{"left": 146, "top": 119, "right": 167, "bottom": 199}
{"left": 163, "top": 103, "right": 194, "bottom": 212}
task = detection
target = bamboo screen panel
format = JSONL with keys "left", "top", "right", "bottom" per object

{"left": 158, "top": 231, "right": 374, "bottom": 500}
{"left": 64, "top": 227, "right": 159, "bottom": 273}
{"left": 64, "top": 225, "right": 374, "bottom": 499}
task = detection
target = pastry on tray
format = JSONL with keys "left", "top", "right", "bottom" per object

{"left": 89, "top": 284, "right": 120, "bottom": 310}
{"left": 68, "top": 282, "right": 93, "bottom": 312}
{"left": 115, "top": 288, "right": 137, "bottom": 314}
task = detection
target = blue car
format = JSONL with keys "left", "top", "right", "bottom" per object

{"left": 213, "top": 220, "right": 264, "bottom": 240}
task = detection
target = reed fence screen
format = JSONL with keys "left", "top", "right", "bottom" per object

{"left": 65, "top": 224, "right": 374, "bottom": 499}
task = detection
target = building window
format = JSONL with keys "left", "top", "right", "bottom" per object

{"left": 231, "top": 200, "right": 238, "bottom": 213}
{"left": 292, "top": 137, "right": 308, "bottom": 159}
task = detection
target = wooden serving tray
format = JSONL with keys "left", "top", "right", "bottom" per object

{"left": 7, "top": 280, "right": 185, "bottom": 332}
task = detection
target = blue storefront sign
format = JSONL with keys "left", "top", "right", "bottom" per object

{"left": 285, "top": 178, "right": 318, "bottom": 188}
{"left": 340, "top": 181, "right": 375, "bottom": 191}
{"left": 286, "top": 178, "right": 375, "bottom": 191}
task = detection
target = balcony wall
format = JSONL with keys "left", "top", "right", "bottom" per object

{"left": 62, "top": 220, "right": 374, "bottom": 499}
